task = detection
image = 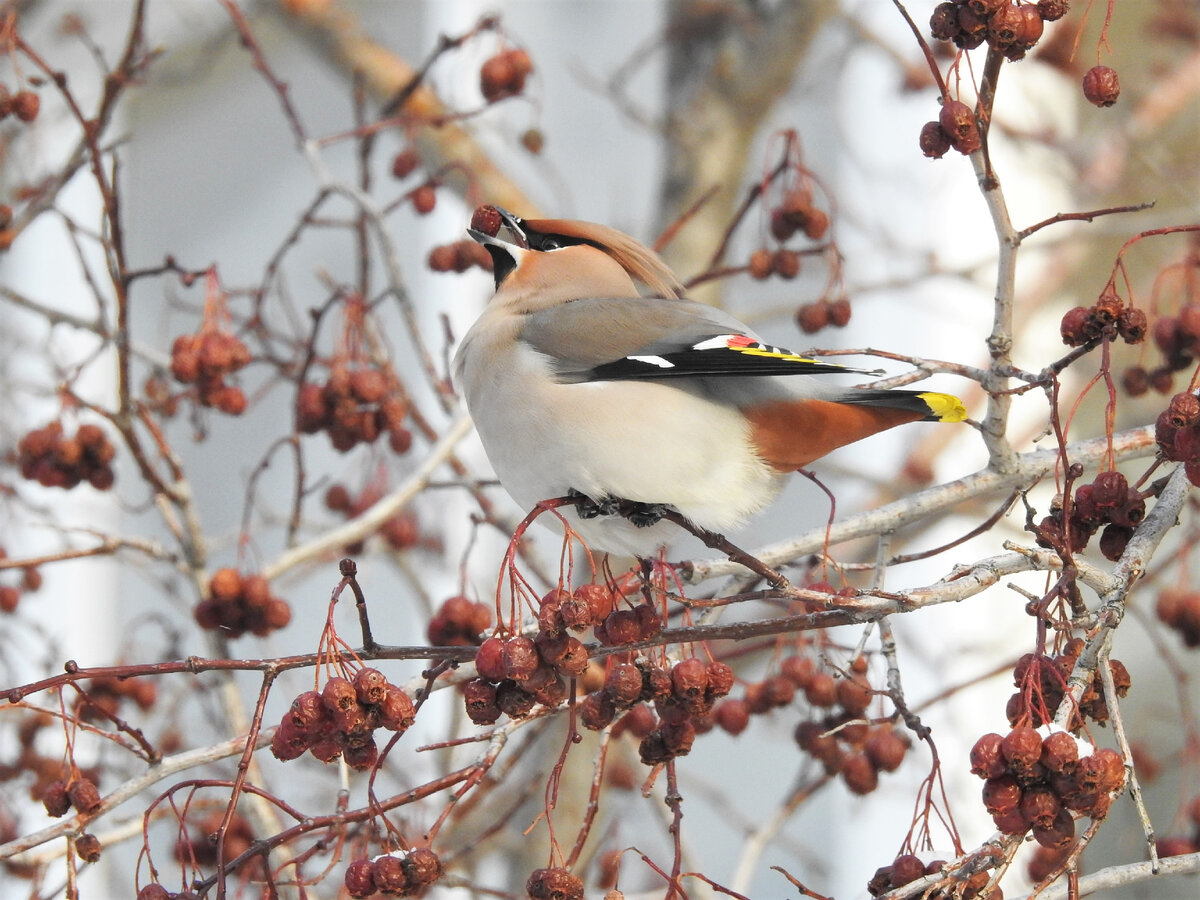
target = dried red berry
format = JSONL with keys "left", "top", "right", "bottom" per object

{"left": 889, "top": 853, "right": 927, "bottom": 888}
{"left": 865, "top": 727, "right": 907, "bottom": 772}
{"left": 475, "top": 636, "right": 506, "bottom": 682}
{"left": 403, "top": 847, "right": 443, "bottom": 886}
{"left": 43, "top": 780, "right": 71, "bottom": 817}
{"left": 344, "top": 859, "right": 377, "bottom": 898}
{"left": 1083, "top": 65, "right": 1120, "bottom": 107}
{"left": 526, "top": 866, "right": 584, "bottom": 900}
{"left": 939, "top": 100, "right": 981, "bottom": 153}
{"left": 714, "top": 698, "right": 750, "bottom": 735}
{"left": 68, "top": 778, "right": 102, "bottom": 815}
{"left": 471, "top": 204, "right": 503, "bottom": 236}
{"left": 1041, "top": 731, "right": 1079, "bottom": 774}
{"left": 462, "top": 678, "right": 501, "bottom": 725}
{"left": 842, "top": 753, "right": 879, "bottom": 795}
{"left": 982, "top": 774, "right": 1022, "bottom": 814}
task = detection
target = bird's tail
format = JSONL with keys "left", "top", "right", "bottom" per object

{"left": 837, "top": 389, "right": 968, "bottom": 423}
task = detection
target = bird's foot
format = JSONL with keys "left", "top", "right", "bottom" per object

{"left": 566, "top": 489, "right": 673, "bottom": 528}
{"left": 617, "top": 500, "right": 673, "bottom": 528}
{"left": 567, "top": 488, "right": 620, "bottom": 519}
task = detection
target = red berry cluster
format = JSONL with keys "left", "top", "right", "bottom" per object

{"left": 427, "top": 239, "right": 493, "bottom": 274}
{"left": 0, "top": 553, "right": 42, "bottom": 613}
{"left": 768, "top": 656, "right": 909, "bottom": 795}
{"left": 1082, "top": 65, "right": 1120, "bottom": 108}
{"left": 929, "top": 0, "right": 1059, "bottom": 57}
{"left": 271, "top": 668, "right": 416, "bottom": 771}
{"left": 1125, "top": 304, "right": 1200, "bottom": 396}
{"left": 426, "top": 594, "right": 493, "bottom": 646}
{"left": 1006, "top": 641, "right": 1130, "bottom": 729}
{"left": 42, "top": 775, "right": 102, "bottom": 818}
{"left": 1035, "top": 470, "right": 1146, "bottom": 561}
{"left": 323, "top": 483, "right": 425, "bottom": 553}
{"left": 971, "top": 728, "right": 1125, "bottom": 847}
{"left": 463, "top": 631, "right": 587, "bottom": 725}
{"left": 0, "top": 85, "right": 41, "bottom": 123}
{"left": 1154, "top": 587, "right": 1200, "bottom": 646}
{"left": 1155, "top": 391, "right": 1200, "bottom": 488}
{"left": 526, "top": 866, "right": 584, "bottom": 900}
{"left": 75, "top": 675, "right": 156, "bottom": 723}
{"left": 194, "top": 567, "right": 292, "bottom": 639}
{"left": 582, "top": 656, "right": 734, "bottom": 766}
{"left": 1059, "top": 290, "right": 1147, "bottom": 348}
{"left": 769, "top": 185, "right": 830, "bottom": 244}
{"left": 1155, "top": 796, "right": 1200, "bottom": 859}
{"left": 748, "top": 247, "right": 802, "bottom": 281}
{"left": 868, "top": 855, "right": 996, "bottom": 899}
{"left": 169, "top": 329, "right": 251, "bottom": 414}
{"left": 18, "top": 422, "right": 116, "bottom": 490}
{"left": 344, "top": 849, "right": 443, "bottom": 898}
{"left": 921, "top": 101, "right": 981, "bottom": 158}
{"left": 795, "top": 296, "right": 852, "bottom": 334}
{"left": 296, "top": 365, "right": 412, "bottom": 453}
{"left": 479, "top": 48, "right": 533, "bottom": 102}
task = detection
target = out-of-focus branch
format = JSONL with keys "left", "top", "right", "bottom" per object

{"left": 274, "top": 0, "right": 540, "bottom": 215}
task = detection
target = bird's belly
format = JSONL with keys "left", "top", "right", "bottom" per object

{"left": 465, "top": 372, "right": 784, "bottom": 553}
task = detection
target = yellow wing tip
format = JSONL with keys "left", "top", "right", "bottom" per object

{"left": 919, "top": 391, "right": 968, "bottom": 423}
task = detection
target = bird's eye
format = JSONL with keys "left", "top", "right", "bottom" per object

{"left": 541, "top": 237, "right": 563, "bottom": 251}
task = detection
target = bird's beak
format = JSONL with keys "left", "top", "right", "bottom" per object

{"left": 467, "top": 206, "right": 529, "bottom": 250}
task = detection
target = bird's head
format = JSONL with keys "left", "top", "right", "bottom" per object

{"left": 468, "top": 207, "right": 685, "bottom": 306}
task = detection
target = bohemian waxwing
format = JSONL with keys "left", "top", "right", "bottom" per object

{"left": 453, "top": 207, "right": 966, "bottom": 556}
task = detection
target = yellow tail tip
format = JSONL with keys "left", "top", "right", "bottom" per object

{"left": 919, "top": 391, "right": 968, "bottom": 423}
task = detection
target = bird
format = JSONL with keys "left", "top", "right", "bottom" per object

{"left": 453, "top": 206, "right": 966, "bottom": 557}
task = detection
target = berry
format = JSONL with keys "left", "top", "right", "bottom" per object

{"left": 1083, "top": 66, "right": 1120, "bottom": 107}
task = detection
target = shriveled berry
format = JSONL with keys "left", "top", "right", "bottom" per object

{"left": 671, "top": 657, "right": 709, "bottom": 701}
{"left": 889, "top": 853, "right": 926, "bottom": 888}
{"left": 344, "top": 859, "right": 377, "bottom": 898}
{"left": 462, "top": 678, "right": 501, "bottom": 725}
{"left": 1041, "top": 731, "right": 1079, "bottom": 773}
{"left": 526, "top": 866, "right": 584, "bottom": 900}
{"left": 579, "top": 691, "right": 617, "bottom": 730}
{"left": 68, "top": 778, "right": 102, "bottom": 815}
{"left": 1021, "top": 785, "right": 1063, "bottom": 829}
{"left": 1083, "top": 65, "right": 1120, "bottom": 107}
{"left": 1001, "top": 726, "right": 1043, "bottom": 773}
{"left": 1032, "top": 807, "right": 1075, "bottom": 848}
{"left": 502, "top": 635, "right": 539, "bottom": 681}
{"left": 43, "top": 780, "right": 71, "bottom": 817}
{"left": 982, "top": 774, "right": 1022, "bottom": 814}
{"left": 403, "top": 847, "right": 443, "bottom": 886}
{"left": 377, "top": 685, "right": 415, "bottom": 731}
{"left": 971, "top": 732, "right": 1008, "bottom": 779}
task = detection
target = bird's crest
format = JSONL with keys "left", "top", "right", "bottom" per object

{"left": 523, "top": 217, "right": 687, "bottom": 300}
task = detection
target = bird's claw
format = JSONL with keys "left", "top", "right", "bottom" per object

{"left": 567, "top": 489, "right": 671, "bottom": 527}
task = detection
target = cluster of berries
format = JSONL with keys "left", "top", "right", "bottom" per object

{"left": 0, "top": 85, "right": 40, "bottom": 122}
{"left": 795, "top": 296, "right": 852, "bottom": 335}
{"left": 75, "top": 675, "right": 156, "bottom": 723}
{"left": 463, "top": 628, "right": 590, "bottom": 725}
{"left": 0, "top": 554, "right": 41, "bottom": 613}
{"left": 427, "top": 239, "right": 493, "bottom": 274}
{"left": 324, "top": 483, "right": 424, "bottom": 554}
{"left": 1058, "top": 290, "right": 1147, "bottom": 348}
{"left": 769, "top": 185, "right": 830, "bottom": 244}
{"left": 426, "top": 594, "right": 493, "bottom": 646}
{"left": 1006, "top": 642, "right": 1130, "bottom": 729}
{"left": 18, "top": 421, "right": 116, "bottom": 491}
{"left": 526, "top": 867, "right": 584, "bottom": 900}
{"left": 42, "top": 775, "right": 102, "bottom": 818}
{"left": 344, "top": 849, "right": 443, "bottom": 898}
{"left": 270, "top": 668, "right": 416, "bottom": 771}
{"left": 1035, "top": 470, "right": 1146, "bottom": 562}
{"left": 479, "top": 47, "right": 533, "bottom": 102}
{"left": 1123, "top": 303, "right": 1200, "bottom": 396}
{"left": 920, "top": 101, "right": 981, "bottom": 158}
{"left": 194, "top": 568, "right": 291, "bottom": 639}
{"left": 747, "top": 247, "right": 802, "bottom": 281}
{"left": 868, "top": 854, "right": 995, "bottom": 899}
{"left": 972, "top": 727, "right": 1125, "bottom": 847}
{"left": 1155, "top": 796, "right": 1200, "bottom": 859}
{"left": 929, "top": 0, "right": 1061, "bottom": 58}
{"left": 766, "top": 656, "right": 908, "bottom": 795}
{"left": 580, "top": 655, "right": 734, "bottom": 766}
{"left": 297, "top": 365, "right": 412, "bottom": 454}
{"left": 1154, "top": 587, "right": 1200, "bottom": 646}
{"left": 1155, "top": 391, "right": 1200, "bottom": 487}
{"left": 169, "top": 329, "right": 251, "bottom": 414}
